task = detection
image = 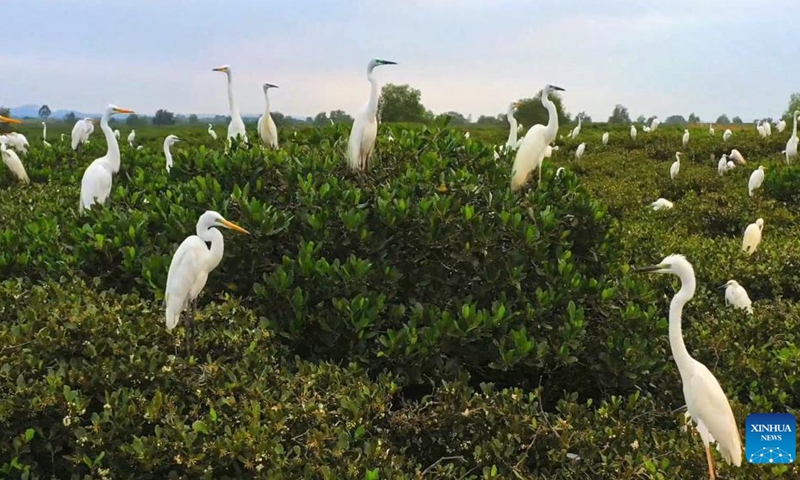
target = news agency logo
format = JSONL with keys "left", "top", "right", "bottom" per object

{"left": 746, "top": 413, "right": 795, "bottom": 464}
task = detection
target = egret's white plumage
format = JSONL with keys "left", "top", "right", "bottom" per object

{"left": 347, "top": 58, "right": 397, "bottom": 171}
{"left": 756, "top": 121, "right": 766, "bottom": 138}
{"left": 41, "top": 122, "right": 47, "bottom": 142}
{"left": 570, "top": 114, "right": 582, "bottom": 139}
{"left": 748, "top": 166, "right": 765, "bottom": 197}
{"left": 510, "top": 84, "right": 565, "bottom": 190}
{"left": 5, "top": 132, "right": 29, "bottom": 155}
{"left": 71, "top": 118, "right": 92, "bottom": 150}
{"left": 545, "top": 145, "right": 559, "bottom": 158}
{"left": 643, "top": 125, "right": 651, "bottom": 133}
{"left": 114, "top": 129, "right": 120, "bottom": 140}
{"left": 723, "top": 129, "right": 732, "bottom": 142}
{"left": 682, "top": 129, "right": 690, "bottom": 148}
{"left": 636, "top": 255, "right": 742, "bottom": 480}
{"left": 127, "top": 129, "right": 136, "bottom": 147}
{"left": 650, "top": 117, "right": 660, "bottom": 131}
{"left": 785, "top": 110, "right": 799, "bottom": 164}
{"left": 164, "top": 134, "right": 181, "bottom": 172}
{"left": 742, "top": 218, "right": 764, "bottom": 255}
{"left": 208, "top": 124, "right": 218, "bottom": 140}
{"left": 727, "top": 161, "right": 735, "bottom": 171}
{"left": 630, "top": 124, "right": 637, "bottom": 140}
{"left": 670, "top": 152, "right": 681, "bottom": 180}
{"left": 651, "top": 198, "right": 674, "bottom": 210}
{"left": 257, "top": 83, "right": 279, "bottom": 148}
{"left": 0, "top": 142, "right": 29, "bottom": 184}
{"left": 505, "top": 102, "right": 520, "bottom": 151}
{"left": 776, "top": 118, "right": 787, "bottom": 133}
{"left": 729, "top": 149, "right": 746, "bottom": 165}
{"left": 602, "top": 131, "right": 609, "bottom": 145}
{"left": 79, "top": 104, "right": 134, "bottom": 213}
{"left": 722, "top": 280, "right": 753, "bottom": 314}
{"left": 717, "top": 154, "right": 729, "bottom": 176}
{"left": 575, "top": 142, "right": 586, "bottom": 159}
{"left": 213, "top": 65, "right": 248, "bottom": 145}
{"left": 165, "top": 211, "right": 249, "bottom": 332}
{"left": 709, "top": 124, "right": 715, "bottom": 136}
{"left": 762, "top": 120, "right": 771, "bottom": 136}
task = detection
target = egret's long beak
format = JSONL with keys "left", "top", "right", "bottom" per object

{"left": 113, "top": 108, "right": 134, "bottom": 115}
{"left": 0, "top": 115, "right": 22, "bottom": 124}
{"left": 378, "top": 60, "right": 398, "bottom": 65}
{"left": 213, "top": 67, "right": 228, "bottom": 72}
{"left": 221, "top": 219, "right": 249, "bottom": 235}
{"left": 634, "top": 263, "right": 668, "bottom": 273}
{"left": 265, "top": 83, "right": 278, "bottom": 89}
{"left": 550, "top": 85, "right": 565, "bottom": 91}
{"left": 718, "top": 284, "right": 728, "bottom": 289}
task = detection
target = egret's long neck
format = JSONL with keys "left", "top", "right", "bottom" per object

{"left": 668, "top": 273, "right": 696, "bottom": 376}
{"left": 101, "top": 111, "right": 120, "bottom": 172}
{"left": 200, "top": 227, "right": 225, "bottom": 272}
{"left": 793, "top": 112, "right": 798, "bottom": 137}
{"left": 366, "top": 68, "right": 380, "bottom": 115}
{"left": 507, "top": 107, "right": 517, "bottom": 144}
{"left": 42, "top": 123, "right": 47, "bottom": 139}
{"left": 577, "top": 116, "right": 582, "bottom": 128}
{"left": 226, "top": 72, "right": 242, "bottom": 122}
{"left": 542, "top": 92, "right": 559, "bottom": 143}
{"left": 164, "top": 142, "right": 173, "bottom": 170}
{"left": 263, "top": 89, "right": 271, "bottom": 116}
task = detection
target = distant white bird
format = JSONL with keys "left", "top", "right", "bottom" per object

{"left": 682, "top": 129, "right": 690, "bottom": 148}
{"left": 257, "top": 82, "right": 279, "bottom": 148}
{"left": 114, "top": 129, "right": 120, "bottom": 139}
{"left": 602, "top": 131, "right": 609, "bottom": 145}
{"left": 642, "top": 124, "right": 651, "bottom": 133}
{"left": 776, "top": 118, "right": 787, "bottom": 133}
{"left": 762, "top": 120, "right": 771, "bottom": 137}
{"left": 575, "top": 142, "right": 586, "bottom": 159}
{"left": 6, "top": 132, "right": 29, "bottom": 155}
{"left": 506, "top": 101, "right": 520, "bottom": 151}
{"left": 651, "top": 198, "right": 674, "bottom": 210}
{"left": 517, "top": 123, "right": 524, "bottom": 134}
{"left": 748, "top": 166, "right": 765, "bottom": 197}
{"left": 650, "top": 117, "right": 660, "bottom": 131}
{"left": 60, "top": 133, "right": 66, "bottom": 142}
{"left": 570, "top": 114, "right": 583, "bottom": 139}
{"left": 0, "top": 141, "right": 29, "bottom": 183}
{"left": 722, "top": 280, "right": 753, "bottom": 314}
{"left": 630, "top": 124, "right": 638, "bottom": 140}
{"left": 511, "top": 84, "right": 566, "bottom": 190}
{"left": 213, "top": 65, "right": 248, "bottom": 145}
{"left": 388, "top": 133, "right": 395, "bottom": 142}
{"left": 727, "top": 161, "right": 735, "bottom": 171}
{"left": 164, "top": 134, "right": 181, "bottom": 172}
{"left": 742, "top": 218, "right": 764, "bottom": 255}
{"left": 128, "top": 129, "right": 136, "bottom": 147}
{"left": 709, "top": 124, "right": 715, "bottom": 136}
{"left": 136, "top": 145, "right": 144, "bottom": 151}
{"left": 71, "top": 118, "right": 93, "bottom": 150}
{"left": 670, "top": 152, "right": 681, "bottom": 180}
{"left": 347, "top": 58, "right": 397, "bottom": 171}
{"left": 785, "top": 110, "right": 799, "bottom": 164}
{"left": 635, "top": 255, "right": 743, "bottom": 480}
{"left": 493, "top": 146, "right": 500, "bottom": 161}
{"left": 41, "top": 121, "right": 47, "bottom": 142}
{"left": 717, "top": 154, "right": 729, "bottom": 175}
{"left": 555, "top": 166, "right": 565, "bottom": 177}
{"left": 464, "top": 131, "right": 470, "bottom": 139}
{"left": 208, "top": 124, "right": 218, "bottom": 140}
{"left": 545, "top": 145, "right": 559, "bottom": 158}
{"left": 723, "top": 129, "right": 732, "bottom": 142}
{"left": 79, "top": 104, "right": 134, "bottom": 213}
{"left": 729, "top": 149, "right": 746, "bottom": 165}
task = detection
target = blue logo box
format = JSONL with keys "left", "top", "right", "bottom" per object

{"left": 746, "top": 413, "right": 795, "bottom": 464}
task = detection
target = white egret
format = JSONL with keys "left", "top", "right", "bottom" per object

{"left": 347, "top": 58, "right": 397, "bottom": 171}
{"left": 722, "top": 129, "right": 732, "bottom": 142}
{"left": 630, "top": 124, "right": 637, "bottom": 140}
{"left": 748, "top": 166, "right": 765, "bottom": 197}
{"left": 651, "top": 198, "right": 674, "bottom": 210}
{"left": 729, "top": 149, "right": 746, "bottom": 165}
{"left": 555, "top": 166, "right": 565, "bottom": 177}
{"left": 164, "top": 134, "right": 181, "bottom": 172}
{"left": 79, "top": 105, "right": 134, "bottom": 213}
{"left": 257, "top": 83, "right": 279, "bottom": 148}
{"left": 464, "top": 131, "right": 470, "bottom": 139}
{"left": 208, "top": 124, "right": 218, "bottom": 140}
{"left": 726, "top": 161, "right": 735, "bottom": 171}
{"left": 517, "top": 123, "right": 524, "bottom": 134}
{"left": 721, "top": 280, "right": 753, "bottom": 314}
{"left": 575, "top": 142, "right": 586, "bottom": 159}
{"left": 6, "top": 133, "right": 29, "bottom": 155}
{"left": 493, "top": 146, "right": 500, "bottom": 161}
{"left": 776, "top": 118, "right": 787, "bottom": 133}
{"left": 71, "top": 118, "right": 95, "bottom": 150}
{"left": 0, "top": 142, "right": 29, "bottom": 184}
{"left": 643, "top": 124, "right": 651, "bottom": 133}
{"left": 510, "top": 84, "right": 565, "bottom": 190}
{"left": 114, "top": 129, "right": 120, "bottom": 139}
{"left": 570, "top": 113, "right": 582, "bottom": 139}
{"left": 650, "top": 116, "right": 660, "bottom": 131}
{"left": 165, "top": 211, "right": 249, "bottom": 351}
{"left": 742, "top": 218, "right": 764, "bottom": 255}
{"left": 762, "top": 120, "right": 771, "bottom": 136}
{"left": 545, "top": 145, "right": 559, "bottom": 158}
{"left": 602, "top": 132, "right": 609, "bottom": 145}
{"left": 717, "top": 154, "right": 729, "bottom": 176}
{"left": 213, "top": 65, "right": 248, "bottom": 145}
{"left": 785, "top": 110, "right": 798, "bottom": 164}
{"left": 60, "top": 133, "right": 65, "bottom": 142}
{"left": 682, "top": 129, "right": 690, "bottom": 148}
{"left": 505, "top": 101, "right": 520, "bottom": 151}
{"left": 41, "top": 121, "right": 47, "bottom": 142}
{"left": 635, "top": 255, "right": 742, "bottom": 480}
{"left": 136, "top": 145, "right": 144, "bottom": 151}
{"left": 670, "top": 152, "right": 681, "bottom": 180}
{"left": 709, "top": 124, "right": 715, "bottom": 136}
{"left": 128, "top": 129, "right": 136, "bottom": 147}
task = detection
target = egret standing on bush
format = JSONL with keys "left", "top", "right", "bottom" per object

{"left": 748, "top": 166, "right": 765, "bottom": 197}
{"left": 163, "top": 134, "right": 180, "bottom": 172}
{"left": 347, "top": 59, "right": 397, "bottom": 171}
{"left": 776, "top": 118, "right": 786, "bottom": 133}
{"left": 723, "top": 129, "right": 732, "bottom": 142}
{"left": 785, "top": 110, "right": 798, "bottom": 164}
{"left": 717, "top": 154, "right": 729, "bottom": 176}
{"left": 257, "top": 83, "right": 279, "bottom": 148}
{"left": 722, "top": 280, "right": 753, "bottom": 314}
{"left": 165, "top": 211, "right": 249, "bottom": 353}
{"left": 213, "top": 65, "right": 248, "bottom": 145}
{"left": 636, "top": 255, "right": 742, "bottom": 480}
{"left": 709, "top": 124, "right": 715, "bottom": 136}
{"left": 670, "top": 152, "right": 681, "bottom": 180}
{"left": 510, "top": 84, "right": 565, "bottom": 190}
{"left": 505, "top": 101, "right": 520, "bottom": 151}
{"left": 575, "top": 142, "right": 586, "bottom": 159}
{"left": 0, "top": 114, "right": 28, "bottom": 183}
{"left": 742, "top": 218, "right": 764, "bottom": 255}
{"left": 602, "top": 131, "right": 609, "bottom": 146}
{"left": 630, "top": 124, "right": 637, "bottom": 140}
{"left": 682, "top": 129, "right": 690, "bottom": 148}
{"left": 127, "top": 129, "right": 136, "bottom": 148}
{"left": 208, "top": 124, "right": 218, "bottom": 141}
{"left": 570, "top": 113, "right": 583, "bottom": 139}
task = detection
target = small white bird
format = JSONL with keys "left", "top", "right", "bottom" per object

{"left": 136, "top": 145, "right": 144, "bottom": 151}
{"left": 257, "top": 83, "right": 279, "bottom": 148}
{"left": 651, "top": 198, "right": 674, "bottom": 210}
{"left": 649, "top": 116, "right": 660, "bottom": 131}
{"left": 776, "top": 118, "right": 787, "bottom": 133}
{"left": 6, "top": 132, "right": 29, "bottom": 155}
{"left": 785, "top": 110, "right": 798, "bottom": 164}
{"left": 630, "top": 124, "right": 637, "bottom": 140}
{"left": 208, "top": 124, "right": 218, "bottom": 140}
{"left": 545, "top": 145, "right": 559, "bottom": 158}
{"left": 41, "top": 121, "right": 48, "bottom": 142}
{"left": 164, "top": 134, "right": 181, "bottom": 172}
{"left": 555, "top": 166, "right": 565, "bottom": 177}
{"left": 729, "top": 149, "right": 746, "bottom": 165}
{"left": 575, "top": 142, "right": 586, "bottom": 159}
{"left": 742, "top": 218, "right": 764, "bottom": 255}
{"left": 727, "top": 161, "right": 735, "bottom": 171}
{"left": 748, "top": 166, "right": 765, "bottom": 197}
{"left": 347, "top": 58, "right": 397, "bottom": 171}
{"left": 79, "top": 105, "right": 134, "bottom": 212}
{"left": 464, "top": 131, "right": 470, "bottom": 139}
{"left": 505, "top": 101, "right": 521, "bottom": 151}
{"left": 643, "top": 125, "right": 651, "bottom": 133}
{"left": 756, "top": 121, "right": 766, "bottom": 138}
{"left": 1, "top": 142, "right": 29, "bottom": 183}
{"left": 709, "top": 124, "right": 715, "bottom": 136}
{"left": 511, "top": 84, "right": 565, "bottom": 190}
{"left": 602, "top": 132, "right": 609, "bottom": 145}
{"left": 570, "top": 114, "right": 583, "bottom": 139}
{"left": 128, "top": 129, "right": 136, "bottom": 147}
{"left": 682, "top": 129, "right": 690, "bottom": 148}
{"left": 723, "top": 129, "right": 732, "bottom": 142}
{"left": 722, "top": 280, "right": 753, "bottom": 314}
{"left": 670, "top": 152, "right": 681, "bottom": 180}
{"left": 114, "top": 129, "right": 120, "bottom": 139}
{"left": 762, "top": 120, "right": 771, "bottom": 137}
{"left": 717, "top": 154, "right": 729, "bottom": 176}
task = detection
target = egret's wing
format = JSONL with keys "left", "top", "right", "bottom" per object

{"left": 511, "top": 126, "right": 547, "bottom": 190}
{"left": 165, "top": 236, "right": 208, "bottom": 330}
{"left": 686, "top": 364, "right": 743, "bottom": 466}
{"left": 361, "top": 118, "right": 378, "bottom": 161}
{"left": 267, "top": 116, "right": 278, "bottom": 148}
{"left": 80, "top": 161, "right": 112, "bottom": 209}
{"left": 2, "top": 149, "right": 29, "bottom": 183}
{"left": 257, "top": 115, "right": 264, "bottom": 140}
{"left": 347, "top": 115, "right": 366, "bottom": 169}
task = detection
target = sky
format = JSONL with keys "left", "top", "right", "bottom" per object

{"left": 4, "top": 0, "right": 799, "bottom": 121}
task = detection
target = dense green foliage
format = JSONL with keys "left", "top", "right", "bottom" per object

{"left": 1, "top": 120, "right": 798, "bottom": 478}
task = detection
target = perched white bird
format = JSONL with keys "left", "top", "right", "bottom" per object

{"left": 575, "top": 142, "right": 586, "bottom": 159}
{"left": 723, "top": 129, "right": 732, "bottom": 142}
{"left": 60, "top": 133, "right": 66, "bottom": 142}
{"left": 670, "top": 152, "right": 681, "bottom": 180}
{"left": 630, "top": 124, "right": 638, "bottom": 140}
{"left": 742, "top": 218, "right": 764, "bottom": 255}
{"left": 727, "top": 161, "right": 735, "bottom": 171}
{"left": 511, "top": 84, "right": 565, "bottom": 190}
{"left": 41, "top": 121, "right": 47, "bottom": 142}
{"left": 642, "top": 125, "right": 651, "bottom": 133}
{"left": 729, "top": 149, "right": 746, "bottom": 165}
{"left": 785, "top": 110, "right": 799, "bottom": 164}
{"left": 602, "top": 131, "right": 609, "bottom": 145}
{"left": 709, "top": 124, "right": 715, "bottom": 136}
{"left": 722, "top": 280, "right": 753, "bottom": 314}
{"left": 207, "top": 124, "right": 218, "bottom": 140}
{"left": 464, "top": 131, "right": 470, "bottom": 139}
{"left": 756, "top": 121, "right": 766, "bottom": 138}
{"left": 213, "top": 65, "right": 248, "bottom": 145}
{"left": 136, "top": 145, "right": 144, "bottom": 151}
{"left": 165, "top": 211, "right": 249, "bottom": 351}
{"left": 71, "top": 118, "right": 95, "bottom": 150}
{"left": 493, "top": 146, "right": 500, "bottom": 161}
{"left": 717, "top": 154, "right": 729, "bottom": 176}
{"left": 79, "top": 104, "right": 134, "bottom": 213}
{"left": 776, "top": 118, "right": 787, "bottom": 133}
{"left": 257, "top": 83, "right": 279, "bottom": 148}
{"left": 651, "top": 198, "right": 674, "bottom": 210}
{"left": 163, "top": 134, "right": 181, "bottom": 172}
{"left": 570, "top": 114, "right": 583, "bottom": 139}
{"left": 505, "top": 101, "right": 521, "bottom": 151}
{"left": 650, "top": 117, "right": 660, "bottom": 131}
{"left": 517, "top": 123, "right": 524, "bottom": 134}
{"left": 0, "top": 141, "right": 29, "bottom": 184}
{"left": 748, "top": 166, "right": 765, "bottom": 197}
{"left": 114, "top": 129, "right": 120, "bottom": 139}
{"left": 127, "top": 129, "right": 136, "bottom": 147}
{"left": 636, "top": 255, "right": 742, "bottom": 479}
{"left": 6, "top": 132, "right": 29, "bottom": 155}
{"left": 347, "top": 58, "right": 397, "bottom": 171}
{"left": 682, "top": 129, "right": 690, "bottom": 148}
{"left": 388, "top": 133, "right": 395, "bottom": 143}
{"left": 545, "top": 145, "right": 559, "bottom": 158}
{"left": 762, "top": 120, "right": 771, "bottom": 136}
